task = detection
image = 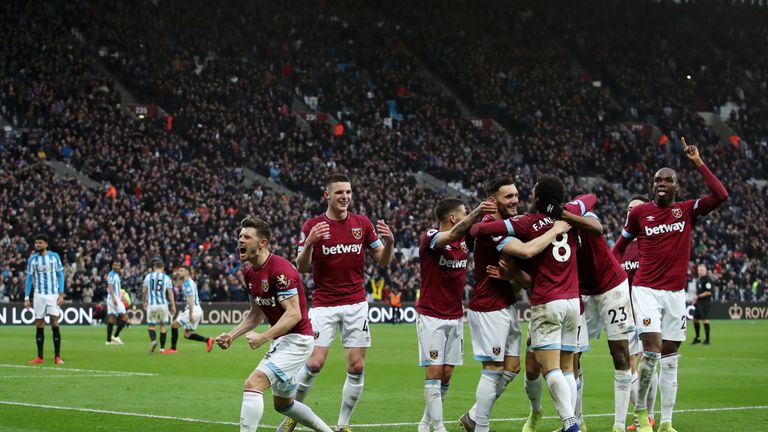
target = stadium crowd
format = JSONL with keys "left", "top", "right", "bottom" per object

{"left": 1, "top": 0, "right": 766, "bottom": 306}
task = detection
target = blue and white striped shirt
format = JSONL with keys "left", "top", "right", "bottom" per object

{"left": 143, "top": 271, "right": 173, "bottom": 306}
{"left": 107, "top": 271, "right": 121, "bottom": 302}
{"left": 25, "top": 252, "right": 64, "bottom": 297}
{"left": 181, "top": 278, "right": 200, "bottom": 308}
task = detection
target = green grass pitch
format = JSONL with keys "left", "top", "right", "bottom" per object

{"left": 0, "top": 320, "right": 767, "bottom": 431}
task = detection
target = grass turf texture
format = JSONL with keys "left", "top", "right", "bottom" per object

{"left": 0, "top": 320, "right": 766, "bottom": 431}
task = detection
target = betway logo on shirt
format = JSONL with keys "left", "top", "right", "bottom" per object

{"left": 621, "top": 261, "right": 639, "bottom": 271}
{"left": 254, "top": 297, "right": 276, "bottom": 307}
{"left": 322, "top": 244, "right": 363, "bottom": 255}
{"left": 439, "top": 255, "right": 468, "bottom": 269}
{"left": 644, "top": 221, "right": 685, "bottom": 236}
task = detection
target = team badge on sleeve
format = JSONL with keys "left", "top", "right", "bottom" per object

{"left": 671, "top": 208, "right": 682, "bottom": 218}
{"left": 352, "top": 227, "right": 362, "bottom": 240}
{"left": 261, "top": 279, "right": 270, "bottom": 292}
{"left": 276, "top": 274, "right": 290, "bottom": 289}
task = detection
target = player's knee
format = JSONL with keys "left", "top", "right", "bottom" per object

{"left": 347, "top": 362, "right": 364, "bottom": 375}
{"left": 243, "top": 371, "right": 269, "bottom": 391}
{"left": 272, "top": 396, "right": 293, "bottom": 411}
{"left": 305, "top": 357, "right": 325, "bottom": 373}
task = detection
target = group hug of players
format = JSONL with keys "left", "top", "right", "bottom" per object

{"left": 211, "top": 138, "right": 726, "bottom": 432}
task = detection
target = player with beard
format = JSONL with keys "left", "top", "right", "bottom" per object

{"left": 279, "top": 173, "right": 394, "bottom": 432}
{"left": 25, "top": 233, "right": 65, "bottom": 365}
{"left": 613, "top": 138, "right": 728, "bottom": 432}
{"left": 458, "top": 177, "right": 570, "bottom": 432}
{"left": 217, "top": 218, "right": 334, "bottom": 432}
{"left": 470, "top": 176, "right": 601, "bottom": 432}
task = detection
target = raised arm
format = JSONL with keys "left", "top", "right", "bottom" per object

{"left": 469, "top": 218, "right": 513, "bottom": 237}
{"left": 434, "top": 201, "right": 496, "bottom": 249}
{"left": 544, "top": 194, "right": 602, "bottom": 235}
{"left": 296, "top": 221, "right": 329, "bottom": 273}
{"left": 681, "top": 138, "right": 728, "bottom": 216}
{"left": 370, "top": 220, "right": 394, "bottom": 266}
{"left": 499, "top": 220, "right": 571, "bottom": 259}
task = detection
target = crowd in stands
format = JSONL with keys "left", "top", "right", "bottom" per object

{"left": 1, "top": 0, "right": 765, "bottom": 306}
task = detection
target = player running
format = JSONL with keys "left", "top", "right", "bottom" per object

{"left": 168, "top": 266, "right": 214, "bottom": 353}
{"left": 279, "top": 173, "right": 394, "bottom": 432}
{"left": 217, "top": 218, "right": 334, "bottom": 432}
{"left": 613, "top": 138, "right": 728, "bottom": 432}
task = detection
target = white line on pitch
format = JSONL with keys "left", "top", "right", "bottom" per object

{"left": 0, "top": 374, "right": 141, "bottom": 379}
{"left": 0, "top": 364, "right": 158, "bottom": 376}
{"left": 0, "top": 401, "right": 767, "bottom": 428}
{"left": 0, "top": 401, "right": 239, "bottom": 426}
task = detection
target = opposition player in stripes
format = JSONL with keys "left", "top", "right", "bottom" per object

{"left": 279, "top": 173, "right": 394, "bottom": 432}
{"left": 168, "top": 266, "right": 214, "bottom": 353}
{"left": 471, "top": 176, "right": 601, "bottom": 432}
{"left": 459, "top": 177, "right": 571, "bottom": 432}
{"left": 24, "top": 233, "right": 65, "bottom": 365}
{"left": 216, "top": 217, "right": 333, "bottom": 432}
{"left": 613, "top": 138, "right": 728, "bottom": 432}
{"left": 416, "top": 197, "right": 495, "bottom": 432}
{"left": 142, "top": 259, "right": 176, "bottom": 354}
{"left": 105, "top": 261, "right": 128, "bottom": 346}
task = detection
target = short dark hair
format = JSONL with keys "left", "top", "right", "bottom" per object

{"left": 630, "top": 194, "right": 651, "bottom": 203}
{"left": 534, "top": 176, "right": 565, "bottom": 210}
{"left": 484, "top": 177, "right": 516, "bottom": 197}
{"left": 434, "top": 197, "right": 465, "bottom": 221}
{"left": 151, "top": 257, "right": 164, "bottom": 269}
{"left": 34, "top": 233, "right": 49, "bottom": 243}
{"left": 240, "top": 217, "right": 272, "bottom": 241}
{"left": 325, "top": 172, "right": 350, "bottom": 189}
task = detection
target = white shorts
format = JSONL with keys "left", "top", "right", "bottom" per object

{"left": 529, "top": 298, "right": 580, "bottom": 352}
{"left": 107, "top": 299, "right": 127, "bottom": 316}
{"left": 175, "top": 307, "right": 203, "bottom": 331}
{"left": 576, "top": 312, "right": 590, "bottom": 353}
{"left": 256, "top": 333, "right": 314, "bottom": 398}
{"left": 632, "top": 286, "right": 687, "bottom": 342}
{"left": 467, "top": 305, "right": 522, "bottom": 362}
{"left": 583, "top": 279, "right": 635, "bottom": 341}
{"left": 147, "top": 305, "right": 170, "bottom": 325}
{"left": 309, "top": 301, "right": 371, "bottom": 348}
{"left": 417, "top": 314, "right": 464, "bottom": 367}
{"left": 33, "top": 294, "right": 60, "bottom": 319}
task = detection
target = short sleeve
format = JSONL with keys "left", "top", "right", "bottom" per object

{"left": 297, "top": 220, "right": 313, "bottom": 253}
{"left": 365, "top": 217, "right": 382, "bottom": 249}
{"left": 274, "top": 265, "right": 301, "bottom": 303}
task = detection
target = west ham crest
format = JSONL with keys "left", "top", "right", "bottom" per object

{"left": 642, "top": 318, "right": 651, "bottom": 327}
{"left": 352, "top": 227, "right": 362, "bottom": 240}
{"left": 261, "top": 279, "right": 269, "bottom": 292}
{"left": 492, "top": 346, "right": 501, "bottom": 356}
{"left": 276, "top": 274, "right": 289, "bottom": 288}
{"left": 429, "top": 350, "right": 439, "bottom": 360}
{"left": 671, "top": 208, "right": 682, "bottom": 219}
{"left": 460, "top": 241, "right": 468, "bottom": 253}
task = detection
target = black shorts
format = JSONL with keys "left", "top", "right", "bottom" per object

{"left": 693, "top": 301, "right": 711, "bottom": 320}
